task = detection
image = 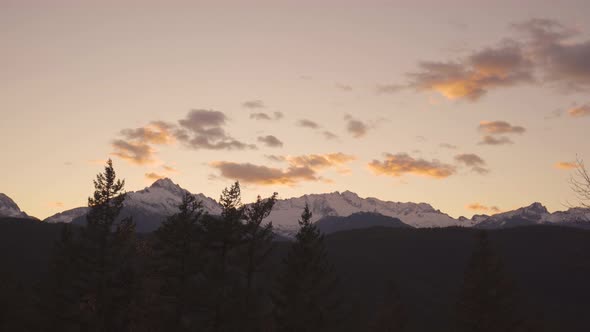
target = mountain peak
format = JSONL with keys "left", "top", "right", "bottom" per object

{"left": 523, "top": 202, "right": 549, "bottom": 214}
{"left": 0, "top": 193, "right": 32, "bottom": 219}
{"left": 150, "top": 178, "right": 179, "bottom": 190}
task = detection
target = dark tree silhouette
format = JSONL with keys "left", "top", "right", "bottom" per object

{"left": 273, "top": 203, "right": 339, "bottom": 332}
{"left": 151, "top": 192, "right": 205, "bottom": 331}
{"left": 455, "top": 231, "right": 521, "bottom": 332}
{"left": 370, "top": 280, "right": 407, "bottom": 332}
{"left": 240, "top": 193, "right": 277, "bottom": 331}
{"left": 76, "top": 159, "right": 137, "bottom": 332}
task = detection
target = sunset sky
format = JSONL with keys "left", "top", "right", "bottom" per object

{"left": 1, "top": 0, "right": 589, "bottom": 220}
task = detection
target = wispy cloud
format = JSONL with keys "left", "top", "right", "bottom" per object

{"left": 554, "top": 161, "right": 579, "bottom": 170}
{"left": 440, "top": 143, "right": 458, "bottom": 149}
{"left": 344, "top": 115, "right": 370, "bottom": 138}
{"left": 145, "top": 172, "right": 167, "bottom": 181}
{"left": 242, "top": 100, "right": 265, "bottom": 109}
{"left": 478, "top": 121, "right": 526, "bottom": 134}
{"left": 335, "top": 83, "right": 353, "bottom": 91}
{"left": 455, "top": 153, "right": 490, "bottom": 175}
{"left": 297, "top": 119, "right": 321, "bottom": 129}
{"left": 375, "top": 84, "right": 405, "bottom": 94}
{"left": 466, "top": 203, "right": 501, "bottom": 213}
{"left": 368, "top": 153, "right": 456, "bottom": 179}
{"left": 211, "top": 153, "right": 355, "bottom": 186}
{"left": 567, "top": 104, "right": 590, "bottom": 118}
{"left": 250, "top": 111, "right": 284, "bottom": 121}
{"left": 478, "top": 135, "right": 514, "bottom": 146}
{"left": 111, "top": 140, "right": 157, "bottom": 165}
{"left": 257, "top": 135, "right": 284, "bottom": 148}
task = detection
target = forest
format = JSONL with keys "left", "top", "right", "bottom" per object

{"left": 1, "top": 160, "right": 589, "bottom": 332}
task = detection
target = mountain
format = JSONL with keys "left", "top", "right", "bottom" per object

{"left": 43, "top": 179, "right": 464, "bottom": 236}
{"left": 0, "top": 193, "right": 35, "bottom": 219}
{"left": 474, "top": 202, "right": 590, "bottom": 229}
{"left": 43, "top": 178, "right": 590, "bottom": 236}
{"left": 315, "top": 212, "right": 412, "bottom": 234}
{"left": 265, "top": 190, "right": 466, "bottom": 237}
{"left": 45, "top": 178, "right": 222, "bottom": 232}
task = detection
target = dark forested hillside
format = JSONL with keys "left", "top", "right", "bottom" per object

{"left": 0, "top": 218, "right": 589, "bottom": 331}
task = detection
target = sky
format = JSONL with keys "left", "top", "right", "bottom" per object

{"left": 1, "top": 0, "right": 589, "bottom": 220}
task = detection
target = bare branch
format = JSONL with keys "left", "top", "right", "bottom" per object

{"left": 569, "top": 157, "right": 590, "bottom": 209}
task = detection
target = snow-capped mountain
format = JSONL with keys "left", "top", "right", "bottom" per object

{"left": 0, "top": 193, "right": 35, "bottom": 219}
{"left": 474, "top": 202, "right": 590, "bottom": 229}
{"left": 264, "top": 190, "right": 469, "bottom": 237}
{"left": 44, "top": 178, "right": 222, "bottom": 232}
{"left": 42, "top": 178, "right": 590, "bottom": 236}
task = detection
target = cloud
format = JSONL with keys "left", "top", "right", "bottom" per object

{"left": 323, "top": 131, "right": 339, "bottom": 140}
{"left": 250, "top": 111, "right": 284, "bottom": 121}
{"left": 478, "top": 121, "right": 526, "bottom": 134}
{"left": 440, "top": 143, "right": 458, "bottom": 149}
{"left": 336, "top": 83, "right": 353, "bottom": 91}
{"left": 466, "top": 203, "right": 501, "bottom": 213}
{"left": 47, "top": 201, "right": 65, "bottom": 208}
{"left": 162, "top": 165, "right": 178, "bottom": 173}
{"left": 478, "top": 135, "right": 514, "bottom": 145}
{"left": 368, "top": 153, "right": 456, "bottom": 179}
{"left": 257, "top": 135, "right": 284, "bottom": 148}
{"left": 297, "top": 119, "right": 321, "bottom": 129}
{"left": 554, "top": 161, "right": 579, "bottom": 170}
{"left": 111, "top": 140, "right": 156, "bottom": 165}
{"left": 567, "top": 104, "right": 590, "bottom": 118}
{"left": 242, "top": 100, "right": 265, "bottom": 109}
{"left": 345, "top": 117, "right": 369, "bottom": 138}
{"left": 376, "top": 84, "right": 405, "bottom": 94}
{"left": 210, "top": 162, "right": 318, "bottom": 186}
{"left": 119, "top": 121, "right": 176, "bottom": 145}
{"left": 455, "top": 153, "right": 490, "bottom": 175}
{"left": 406, "top": 41, "right": 533, "bottom": 101}
{"left": 212, "top": 152, "right": 356, "bottom": 186}
{"left": 513, "top": 18, "right": 590, "bottom": 90}
{"left": 395, "top": 19, "right": 590, "bottom": 101}
{"left": 286, "top": 153, "right": 356, "bottom": 170}
{"left": 176, "top": 109, "right": 255, "bottom": 150}
{"left": 145, "top": 172, "right": 167, "bottom": 181}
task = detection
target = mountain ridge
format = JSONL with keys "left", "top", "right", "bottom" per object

{"left": 3, "top": 177, "right": 584, "bottom": 235}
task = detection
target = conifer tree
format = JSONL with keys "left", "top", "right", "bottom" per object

{"left": 200, "top": 181, "right": 248, "bottom": 332}
{"left": 241, "top": 193, "right": 277, "bottom": 331}
{"left": 371, "top": 280, "right": 407, "bottom": 332}
{"left": 273, "top": 203, "right": 339, "bottom": 332}
{"left": 151, "top": 192, "right": 205, "bottom": 331}
{"left": 455, "top": 231, "right": 521, "bottom": 332}
{"left": 76, "top": 159, "right": 137, "bottom": 332}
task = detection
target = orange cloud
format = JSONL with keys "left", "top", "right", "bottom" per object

{"left": 407, "top": 43, "right": 533, "bottom": 101}
{"left": 368, "top": 153, "right": 456, "bottom": 179}
{"left": 145, "top": 172, "right": 166, "bottom": 181}
{"left": 478, "top": 121, "right": 526, "bottom": 135}
{"left": 286, "top": 153, "right": 356, "bottom": 170}
{"left": 567, "top": 104, "right": 590, "bottom": 118}
{"left": 120, "top": 121, "right": 176, "bottom": 145}
{"left": 210, "top": 162, "right": 317, "bottom": 186}
{"left": 466, "top": 203, "right": 501, "bottom": 213}
{"left": 554, "top": 161, "right": 578, "bottom": 170}
{"left": 111, "top": 140, "right": 157, "bottom": 165}
{"left": 211, "top": 153, "right": 356, "bottom": 186}
{"left": 47, "top": 201, "right": 65, "bottom": 208}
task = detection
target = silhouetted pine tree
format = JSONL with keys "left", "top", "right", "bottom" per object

{"left": 240, "top": 193, "right": 277, "bottom": 331}
{"left": 151, "top": 192, "right": 205, "bottom": 331}
{"left": 455, "top": 231, "right": 521, "bottom": 332}
{"left": 199, "top": 181, "right": 248, "bottom": 332}
{"left": 76, "top": 159, "right": 137, "bottom": 332}
{"left": 370, "top": 280, "right": 407, "bottom": 332}
{"left": 273, "top": 203, "right": 339, "bottom": 332}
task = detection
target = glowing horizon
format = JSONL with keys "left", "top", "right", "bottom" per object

{"left": 1, "top": 0, "right": 589, "bottom": 220}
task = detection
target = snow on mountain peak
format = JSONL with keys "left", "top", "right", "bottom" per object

{"left": 0, "top": 193, "right": 33, "bottom": 219}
